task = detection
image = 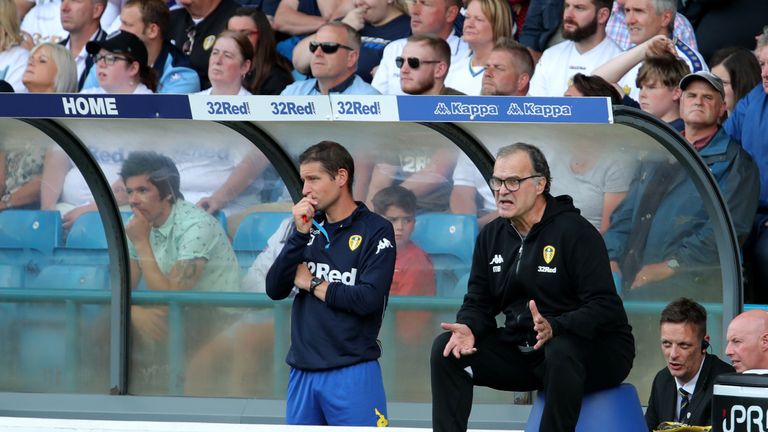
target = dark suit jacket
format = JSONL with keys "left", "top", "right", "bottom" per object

{"left": 645, "top": 353, "right": 735, "bottom": 430}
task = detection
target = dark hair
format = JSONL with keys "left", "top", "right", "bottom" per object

{"left": 230, "top": 7, "right": 293, "bottom": 94}
{"left": 119, "top": 151, "right": 183, "bottom": 203}
{"left": 124, "top": 0, "right": 170, "bottom": 37}
{"left": 492, "top": 37, "right": 534, "bottom": 77}
{"left": 117, "top": 47, "right": 158, "bottom": 92}
{"left": 372, "top": 185, "right": 417, "bottom": 215}
{"left": 407, "top": 33, "right": 451, "bottom": 66}
{"left": 496, "top": 143, "right": 551, "bottom": 194}
{"left": 593, "top": 0, "right": 612, "bottom": 11}
{"left": 636, "top": 51, "right": 690, "bottom": 89}
{"left": 710, "top": 47, "right": 761, "bottom": 106}
{"left": 299, "top": 141, "right": 355, "bottom": 194}
{"left": 570, "top": 73, "right": 623, "bottom": 105}
{"left": 660, "top": 297, "right": 707, "bottom": 340}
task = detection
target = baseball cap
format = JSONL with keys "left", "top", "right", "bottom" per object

{"left": 86, "top": 31, "right": 148, "bottom": 66}
{"left": 679, "top": 71, "right": 725, "bottom": 99}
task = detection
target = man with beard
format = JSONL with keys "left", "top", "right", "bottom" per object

{"left": 528, "top": 0, "right": 622, "bottom": 97}
{"left": 399, "top": 34, "right": 462, "bottom": 95}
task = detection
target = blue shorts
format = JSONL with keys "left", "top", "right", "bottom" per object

{"left": 286, "top": 360, "right": 388, "bottom": 426}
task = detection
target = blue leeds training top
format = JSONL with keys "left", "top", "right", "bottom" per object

{"left": 266, "top": 202, "right": 396, "bottom": 370}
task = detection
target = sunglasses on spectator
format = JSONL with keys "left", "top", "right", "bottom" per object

{"left": 182, "top": 25, "right": 196, "bottom": 55}
{"left": 93, "top": 53, "right": 130, "bottom": 66}
{"left": 395, "top": 56, "right": 441, "bottom": 69}
{"left": 309, "top": 41, "right": 354, "bottom": 54}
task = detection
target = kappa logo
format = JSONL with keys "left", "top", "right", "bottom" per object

{"left": 349, "top": 234, "right": 362, "bottom": 251}
{"left": 543, "top": 246, "right": 556, "bottom": 264}
{"left": 490, "top": 254, "right": 503, "bottom": 273}
{"left": 376, "top": 238, "right": 393, "bottom": 255}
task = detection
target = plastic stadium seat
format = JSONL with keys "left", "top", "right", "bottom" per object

{"left": 233, "top": 212, "right": 290, "bottom": 253}
{"left": 66, "top": 211, "right": 107, "bottom": 249}
{"left": 524, "top": 383, "right": 647, "bottom": 432}
{"left": 66, "top": 211, "right": 133, "bottom": 249}
{"left": 0, "top": 264, "right": 23, "bottom": 288}
{"left": 26, "top": 265, "right": 109, "bottom": 290}
{"left": 411, "top": 214, "right": 478, "bottom": 296}
{"left": 0, "top": 210, "right": 62, "bottom": 255}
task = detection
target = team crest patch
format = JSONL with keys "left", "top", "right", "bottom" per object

{"left": 203, "top": 35, "right": 216, "bottom": 51}
{"left": 543, "top": 245, "right": 555, "bottom": 264}
{"left": 375, "top": 408, "right": 388, "bottom": 427}
{"left": 349, "top": 235, "right": 362, "bottom": 251}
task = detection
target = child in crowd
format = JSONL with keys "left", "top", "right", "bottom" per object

{"left": 372, "top": 185, "right": 435, "bottom": 399}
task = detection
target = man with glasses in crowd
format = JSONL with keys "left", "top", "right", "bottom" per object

{"left": 372, "top": 0, "right": 468, "bottom": 95}
{"left": 281, "top": 22, "right": 379, "bottom": 95}
{"left": 431, "top": 143, "right": 635, "bottom": 432}
{"left": 399, "top": 34, "right": 460, "bottom": 95}
{"left": 82, "top": 0, "right": 200, "bottom": 93}
{"left": 167, "top": 0, "right": 239, "bottom": 89}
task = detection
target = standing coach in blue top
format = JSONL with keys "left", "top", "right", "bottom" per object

{"left": 266, "top": 141, "right": 396, "bottom": 426}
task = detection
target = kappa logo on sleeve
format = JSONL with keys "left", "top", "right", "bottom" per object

{"left": 489, "top": 254, "right": 503, "bottom": 273}
{"left": 376, "top": 238, "right": 393, "bottom": 255}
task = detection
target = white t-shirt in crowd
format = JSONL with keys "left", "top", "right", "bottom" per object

{"left": 197, "top": 86, "right": 252, "bottom": 96}
{"left": 0, "top": 46, "right": 30, "bottom": 93}
{"left": 445, "top": 53, "right": 484, "bottom": 95}
{"left": 21, "top": 0, "right": 67, "bottom": 45}
{"left": 528, "top": 37, "right": 623, "bottom": 97}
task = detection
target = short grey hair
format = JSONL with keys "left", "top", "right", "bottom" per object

{"left": 496, "top": 143, "right": 552, "bottom": 194}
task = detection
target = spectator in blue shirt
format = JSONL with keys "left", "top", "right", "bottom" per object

{"left": 281, "top": 22, "right": 379, "bottom": 94}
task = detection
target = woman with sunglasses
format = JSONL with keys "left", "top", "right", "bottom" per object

{"left": 445, "top": 0, "right": 512, "bottom": 95}
{"left": 198, "top": 30, "right": 253, "bottom": 95}
{"left": 291, "top": 0, "right": 410, "bottom": 83}
{"left": 82, "top": 31, "right": 157, "bottom": 94}
{"left": 227, "top": 7, "right": 294, "bottom": 95}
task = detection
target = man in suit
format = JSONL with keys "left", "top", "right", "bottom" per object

{"left": 645, "top": 298, "right": 735, "bottom": 430}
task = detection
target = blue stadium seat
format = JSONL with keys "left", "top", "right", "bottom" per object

{"left": 411, "top": 213, "right": 478, "bottom": 296}
{"left": 0, "top": 210, "right": 63, "bottom": 255}
{"left": 233, "top": 212, "right": 291, "bottom": 253}
{"left": 525, "top": 383, "right": 647, "bottom": 432}
{"left": 66, "top": 211, "right": 107, "bottom": 249}
{"left": 0, "top": 264, "right": 23, "bottom": 288}
{"left": 26, "top": 265, "right": 109, "bottom": 290}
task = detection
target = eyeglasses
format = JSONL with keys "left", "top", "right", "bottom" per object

{"left": 93, "top": 53, "right": 130, "bottom": 65}
{"left": 395, "top": 56, "right": 441, "bottom": 69}
{"left": 182, "top": 25, "right": 196, "bottom": 55}
{"left": 489, "top": 175, "right": 541, "bottom": 192}
{"left": 309, "top": 41, "right": 354, "bottom": 54}
{"left": 385, "top": 216, "right": 415, "bottom": 225}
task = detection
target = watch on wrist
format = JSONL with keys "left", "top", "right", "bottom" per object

{"left": 309, "top": 277, "right": 323, "bottom": 294}
{"left": 1, "top": 193, "right": 11, "bottom": 209}
{"left": 666, "top": 259, "right": 680, "bottom": 270}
